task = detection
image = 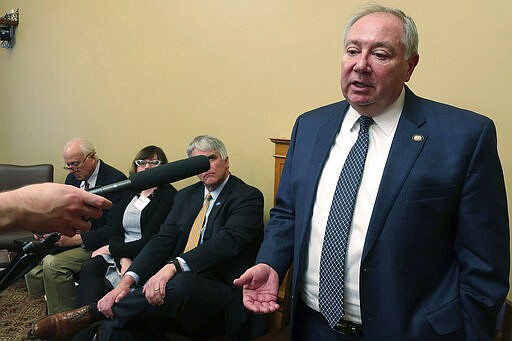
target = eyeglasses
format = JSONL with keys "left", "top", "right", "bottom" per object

{"left": 134, "top": 159, "right": 162, "bottom": 167}
{"left": 63, "top": 152, "right": 94, "bottom": 170}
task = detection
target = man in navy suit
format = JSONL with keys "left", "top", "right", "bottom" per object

{"left": 25, "top": 138, "right": 126, "bottom": 314}
{"left": 235, "top": 4, "right": 509, "bottom": 341}
{"left": 31, "top": 135, "right": 264, "bottom": 341}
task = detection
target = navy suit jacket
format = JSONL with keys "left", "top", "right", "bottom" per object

{"left": 64, "top": 160, "right": 127, "bottom": 250}
{"left": 257, "top": 87, "right": 509, "bottom": 341}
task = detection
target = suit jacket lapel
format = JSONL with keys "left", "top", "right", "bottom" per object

{"left": 95, "top": 160, "right": 106, "bottom": 185}
{"left": 203, "top": 176, "right": 234, "bottom": 240}
{"left": 182, "top": 184, "right": 206, "bottom": 238}
{"left": 362, "top": 87, "right": 428, "bottom": 259}
{"left": 298, "top": 102, "right": 349, "bottom": 245}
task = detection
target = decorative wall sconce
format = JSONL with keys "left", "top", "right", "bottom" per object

{"left": 0, "top": 9, "right": 19, "bottom": 48}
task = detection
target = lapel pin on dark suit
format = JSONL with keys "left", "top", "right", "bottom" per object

{"left": 411, "top": 134, "right": 424, "bottom": 142}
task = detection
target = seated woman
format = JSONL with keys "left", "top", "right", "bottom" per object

{"left": 74, "top": 145, "right": 177, "bottom": 341}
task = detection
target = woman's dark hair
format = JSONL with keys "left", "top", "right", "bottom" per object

{"left": 129, "top": 145, "right": 168, "bottom": 175}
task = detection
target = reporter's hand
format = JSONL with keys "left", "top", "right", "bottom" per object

{"left": 0, "top": 183, "right": 112, "bottom": 236}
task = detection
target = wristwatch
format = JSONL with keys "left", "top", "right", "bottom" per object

{"left": 168, "top": 258, "right": 182, "bottom": 273}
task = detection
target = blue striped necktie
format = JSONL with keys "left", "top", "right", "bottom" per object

{"left": 319, "top": 115, "right": 374, "bottom": 328}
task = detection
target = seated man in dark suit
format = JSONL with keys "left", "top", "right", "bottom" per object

{"left": 25, "top": 138, "right": 127, "bottom": 315}
{"left": 31, "top": 135, "right": 264, "bottom": 341}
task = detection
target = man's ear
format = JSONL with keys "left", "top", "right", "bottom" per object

{"left": 405, "top": 53, "right": 419, "bottom": 82}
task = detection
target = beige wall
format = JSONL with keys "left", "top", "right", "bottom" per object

{"left": 1, "top": 1, "right": 511, "bottom": 291}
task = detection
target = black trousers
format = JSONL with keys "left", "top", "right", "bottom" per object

{"left": 293, "top": 299, "right": 364, "bottom": 341}
{"left": 101, "top": 272, "right": 234, "bottom": 341}
{"left": 75, "top": 256, "right": 113, "bottom": 341}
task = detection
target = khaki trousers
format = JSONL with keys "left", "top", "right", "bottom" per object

{"left": 24, "top": 247, "right": 91, "bottom": 314}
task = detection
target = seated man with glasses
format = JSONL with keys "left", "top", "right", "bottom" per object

{"left": 25, "top": 138, "right": 127, "bottom": 315}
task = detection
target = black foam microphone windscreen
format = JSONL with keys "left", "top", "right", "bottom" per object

{"left": 88, "top": 155, "right": 210, "bottom": 196}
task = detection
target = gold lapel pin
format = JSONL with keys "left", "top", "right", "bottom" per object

{"left": 411, "top": 134, "right": 424, "bottom": 142}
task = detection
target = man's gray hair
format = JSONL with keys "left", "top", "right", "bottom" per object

{"left": 186, "top": 135, "right": 228, "bottom": 160}
{"left": 344, "top": 4, "right": 419, "bottom": 59}
{"left": 64, "top": 138, "right": 96, "bottom": 157}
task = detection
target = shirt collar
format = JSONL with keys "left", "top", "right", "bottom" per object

{"left": 346, "top": 87, "right": 405, "bottom": 137}
{"left": 84, "top": 160, "right": 101, "bottom": 188}
{"left": 203, "top": 173, "right": 230, "bottom": 201}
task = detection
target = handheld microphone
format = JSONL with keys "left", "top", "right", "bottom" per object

{"left": 0, "top": 232, "right": 62, "bottom": 293}
{"left": 88, "top": 155, "right": 210, "bottom": 196}
{"left": 22, "top": 232, "right": 61, "bottom": 254}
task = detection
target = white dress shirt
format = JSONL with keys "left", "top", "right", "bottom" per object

{"left": 301, "top": 89, "right": 404, "bottom": 323}
{"left": 81, "top": 160, "right": 100, "bottom": 189}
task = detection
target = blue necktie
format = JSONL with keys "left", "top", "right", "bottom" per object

{"left": 319, "top": 115, "right": 373, "bottom": 328}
